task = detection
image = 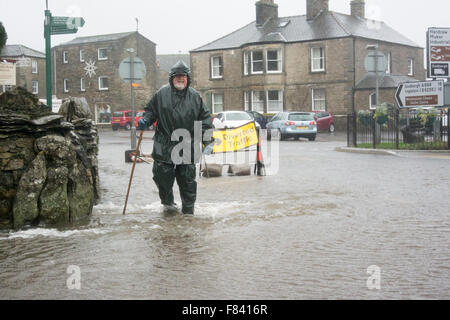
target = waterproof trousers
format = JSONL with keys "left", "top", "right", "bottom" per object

{"left": 152, "top": 160, "right": 197, "bottom": 214}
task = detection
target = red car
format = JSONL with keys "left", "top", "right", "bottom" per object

{"left": 313, "top": 111, "right": 335, "bottom": 132}
{"left": 111, "top": 110, "right": 145, "bottom": 131}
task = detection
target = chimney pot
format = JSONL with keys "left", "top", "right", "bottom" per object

{"left": 256, "top": 0, "right": 278, "bottom": 27}
{"left": 307, "top": 0, "right": 329, "bottom": 21}
{"left": 350, "top": 0, "right": 365, "bottom": 19}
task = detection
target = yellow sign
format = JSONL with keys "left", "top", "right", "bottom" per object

{"left": 212, "top": 122, "right": 259, "bottom": 153}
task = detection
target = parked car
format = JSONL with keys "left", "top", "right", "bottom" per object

{"left": 266, "top": 112, "right": 317, "bottom": 141}
{"left": 112, "top": 110, "right": 144, "bottom": 131}
{"left": 313, "top": 111, "right": 335, "bottom": 132}
{"left": 246, "top": 110, "right": 269, "bottom": 129}
{"left": 213, "top": 111, "right": 261, "bottom": 129}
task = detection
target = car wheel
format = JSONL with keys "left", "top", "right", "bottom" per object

{"left": 125, "top": 122, "right": 131, "bottom": 131}
{"left": 308, "top": 135, "right": 316, "bottom": 141}
{"left": 267, "top": 129, "right": 272, "bottom": 141}
{"left": 112, "top": 125, "right": 119, "bottom": 131}
{"left": 279, "top": 129, "right": 286, "bottom": 141}
{"left": 329, "top": 124, "right": 335, "bottom": 133}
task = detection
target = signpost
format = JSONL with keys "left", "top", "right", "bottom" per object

{"left": 44, "top": 1, "right": 85, "bottom": 110}
{"left": 427, "top": 28, "right": 450, "bottom": 78}
{"left": 365, "top": 45, "right": 387, "bottom": 110}
{"left": 395, "top": 80, "right": 444, "bottom": 108}
{"left": 119, "top": 50, "right": 147, "bottom": 152}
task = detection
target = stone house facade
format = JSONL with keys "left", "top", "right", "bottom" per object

{"left": 0, "top": 45, "right": 47, "bottom": 100}
{"left": 52, "top": 31, "right": 157, "bottom": 124}
{"left": 190, "top": 0, "right": 425, "bottom": 126}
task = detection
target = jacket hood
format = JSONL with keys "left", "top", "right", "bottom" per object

{"left": 169, "top": 60, "right": 191, "bottom": 91}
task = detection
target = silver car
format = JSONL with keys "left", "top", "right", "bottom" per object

{"left": 266, "top": 112, "right": 318, "bottom": 141}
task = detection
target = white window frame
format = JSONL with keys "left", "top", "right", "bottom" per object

{"left": 211, "top": 56, "right": 223, "bottom": 79}
{"left": 386, "top": 52, "right": 392, "bottom": 74}
{"left": 266, "top": 90, "right": 283, "bottom": 113}
{"left": 266, "top": 49, "right": 282, "bottom": 74}
{"left": 80, "top": 78, "right": 86, "bottom": 92}
{"left": 251, "top": 50, "right": 264, "bottom": 75}
{"left": 408, "top": 58, "right": 414, "bottom": 76}
{"left": 369, "top": 92, "right": 377, "bottom": 109}
{"left": 251, "top": 91, "right": 265, "bottom": 112}
{"left": 32, "top": 60, "right": 38, "bottom": 74}
{"left": 63, "top": 51, "right": 68, "bottom": 64}
{"left": 80, "top": 49, "right": 85, "bottom": 62}
{"left": 64, "top": 79, "right": 69, "bottom": 93}
{"left": 32, "top": 81, "right": 38, "bottom": 94}
{"left": 212, "top": 93, "right": 224, "bottom": 114}
{"left": 98, "top": 76, "right": 109, "bottom": 91}
{"left": 244, "top": 52, "right": 249, "bottom": 75}
{"left": 312, "top": 88, "right": 326, "bottom": 111}
{"left": 311, "top": 47, "right": 325, "bottom": 72}
{"left": 244, "top": 91, "right": 250, "bottom": 111}
{"left": 98, "top": 48, "right": 108, "bottom": 61}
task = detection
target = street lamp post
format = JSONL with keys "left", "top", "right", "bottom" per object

{"left": 366, "top": 44, "right": 380, "bottom": 107}
{"left": 127, "top": 48, "right": 136, "bottom": 150}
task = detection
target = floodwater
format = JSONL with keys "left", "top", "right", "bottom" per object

{"left": 1, "top": 130, "right": 449, "bottom": 299}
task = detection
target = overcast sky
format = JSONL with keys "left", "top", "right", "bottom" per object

{"left": 1, "top": 0, "right": 450, "bottom": 57}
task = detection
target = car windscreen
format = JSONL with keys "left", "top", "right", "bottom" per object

{"left": 113, "top": 112, "right": 123, "bottom": 117}
{"left": 226, "top": 113, "right": 252, "bottom": 121}
{"left": 136, "top": 112, "right": 144, "bottom": 117}
{"left": 288, "top": 113, "right": 314, "bottom": 121}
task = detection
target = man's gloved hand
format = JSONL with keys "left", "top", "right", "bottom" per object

{"left": 202, "top": 143, "right": 214, "bottom": 155}
{"left": 138, "top": 118, "right": 149, "bottom": 130}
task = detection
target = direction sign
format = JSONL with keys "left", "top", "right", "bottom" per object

{"left": 50, "top": 16, "right": 85, "bottom": 35}
{"left": 364, "top": 52, "right": 387, "bottom": 75}
{"left": 395, "top": 80, "right": 444, "bottom": 108}
{"left": 427, "top": 28, "right": 450, "bottom": 78}
{"left": 119, "top": 57, "right": 147, "bottom": 84}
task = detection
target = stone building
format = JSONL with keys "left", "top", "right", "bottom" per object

{"left": 190, "top": 0, "right": 425, "bottom": 125}
{"left": 52, "top": 31, "right": 158, "bottom": 124}
{"left": 0, "top": 45, "right": 47, "bottom": 100}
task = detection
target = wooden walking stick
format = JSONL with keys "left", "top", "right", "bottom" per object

{"left": 123, "top": 130, "right": 144, "bottom": 215}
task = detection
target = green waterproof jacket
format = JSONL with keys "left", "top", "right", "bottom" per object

{"left": 143, "top": 61, "right": 214, "bottom": 164}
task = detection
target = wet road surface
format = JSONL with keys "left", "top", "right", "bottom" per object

{"left": 1, "top": 130, "right": 449, "bottom": 299}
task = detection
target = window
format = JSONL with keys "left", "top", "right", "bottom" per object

{"left": 211, "top": 56, "right": 223, "bottom": 79}
{"left": 244, "top": 52, "right": 249, "bottom": 75}
{"left": 386, "top": 52, "right": 392, "bottom": 74}
{"left": 3, "top": 85, "right": 13, "bottom": 92}
{"left": 251, "top": 51, "right": 264, "bottom": 74}
{"left": 267, "top": 90, "right": 283, "bottom": 112}
{"left": 408, "top": 58, "right": 414, "bottom": 76}
{"left": 64, "top": 79, "right": 69, "bottom": 92}
{"left": 32, "top": 60, "right": 38, "bottom": 74}
{"left": 244, "top": 91, "right": 250, "bottom": 111}
{"left": 32, "top": 81, "right": 38, "bottom": 94}
{"left": 311, "top": 47, "right": 325, "bottom": 72}
{"left": 252, "top": 91, "right": 265, "bottom": 112}
{"left": 369, "top": 92, "right": 377, "bottom": 109}
{"left": 63, "top": 51, "right": 68, "bottom": 63}
{"left": 98, "top": 48, "right": 108, "bottom": 60}
{"left": 212, "top": 93, "right": 224, "bottom": 113}
{"left": 312, "top": 89, "right": 326, "bottom": 111}
{"left": 80, "top": 49, "right": 85, "bottom": 62}
{"left": 266, "top": 49, "right": 282, "bottom": 73}
{"left": 80, "top": 78, "right": 85, "bottom": 92}
{"left": 98, "top": 76, "right": 109, "bottom": 90}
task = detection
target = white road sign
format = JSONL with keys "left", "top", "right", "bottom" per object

{"left": 0, "top": 62, "right": 16, "bottom": 86}
{"left": 364, "top": 52, "right": 387, "bottom": 75}
{"left": 395, "top": 80, "right": 444, "bottom": 108}
{"left": 428, "top": 28, "right": 450, "bottom": 78}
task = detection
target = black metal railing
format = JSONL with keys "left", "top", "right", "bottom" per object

{"left": 347, "top": 108, "right": 449, "bottom": 150}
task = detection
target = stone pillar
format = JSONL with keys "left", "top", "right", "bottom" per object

{"left": 256, "top": 0, "right": 278, "bottom": 27}
{"left": 350, "top": 0, "right": 365, "bottom": 19}
{"left": 307, "top": 0, "right": 329, "bottom": 20}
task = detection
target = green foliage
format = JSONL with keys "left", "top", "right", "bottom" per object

{"left": 373, "top": 104, "right": 388, "bottom": 125}
{"left": 357, "top": 141, "right": 447, "bottom": 150}
{"left": 0, "top": 22, "right": 7, "bottom": 53}
{"left": 357, "top": 110, "right": 372, "bottom": 126}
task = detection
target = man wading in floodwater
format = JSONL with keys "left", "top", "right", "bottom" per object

{"left": 138, "top": 61, "right": 214, "bottom": 215}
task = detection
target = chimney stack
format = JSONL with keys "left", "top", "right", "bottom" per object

{"left": 256, "top": 0, "right": 278, "bottom": 27}
{"left": 350, "top": 0, "right": 365, "bottom": 19}
{"left": 307, "top": 0, "right": 329, "bottom": 20}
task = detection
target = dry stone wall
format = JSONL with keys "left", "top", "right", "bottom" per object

{"left": 0, "top": 87, "right": 100, "bottom": 229}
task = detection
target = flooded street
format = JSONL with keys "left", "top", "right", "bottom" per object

{"left": 1, "top": 130, "right": 449, "bottom": 299}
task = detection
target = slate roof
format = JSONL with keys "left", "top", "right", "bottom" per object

{"left": 57, "top": 31, "right": 153, "bottom": 46}
{"left": 157, "top": 54, "right": 190, "bottom": 73}
{"left": 1, "top": 45, "right": 45, "bottom": 59}
{"left": 355, "top": 73, "right": 419, "bottom": 89}
{"left": 192, "top": 11, "right": 420, "bottom": 52}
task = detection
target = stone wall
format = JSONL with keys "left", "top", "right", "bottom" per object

{"left": 0, "top": 87, "right": 100, "bottom": 229}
